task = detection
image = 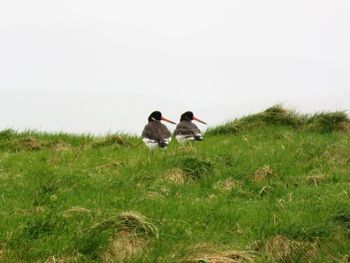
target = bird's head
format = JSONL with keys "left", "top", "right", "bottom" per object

{"left": 180, "top": 111, "right": 207, "bottom": 124}
{"left": 148, "top": 111, "right": 176, "bottom": 124}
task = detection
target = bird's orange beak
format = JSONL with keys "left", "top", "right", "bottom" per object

{"left": 193, "top": 116, "right": 207, "bottom": 125}
{"left": 161, "top": 116, "right": 176, "bottom": 124}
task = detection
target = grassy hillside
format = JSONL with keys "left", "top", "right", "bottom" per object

{"left": 0, "top": 106, "right": 349, "bottom": 263}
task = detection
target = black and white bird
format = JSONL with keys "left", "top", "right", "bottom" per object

{"left": 174, "top": 111, "right": 207, "bottom": 144}
{"left": 142, "top": 111, "right": 176, "bottom": 149}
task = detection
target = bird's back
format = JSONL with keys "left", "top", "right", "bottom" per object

{"left": 174, "top": 120, "right": 202, "bottom": 141}
{"left": 142, "top": 121, "right": 171, "bottom": 148}
{"left": 142, "top": 122, "right": 170, "bottom": 140}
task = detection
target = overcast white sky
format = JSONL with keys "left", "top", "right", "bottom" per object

{"left": 0, "top": 0, "right": 349, "bottom": 134}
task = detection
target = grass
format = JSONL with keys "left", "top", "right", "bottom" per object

{"left": 206, "top": 104, "right": 350, "bottom": 135}
{"left": 0, "top": 105, "right": 349, "bottom": 262}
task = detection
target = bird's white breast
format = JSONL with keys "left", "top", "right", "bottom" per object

{"left": 142, "top": 138, "right": 159, "bottom": 149}
{"left": 142, "top": 137, "right": 171, "bottom": 149}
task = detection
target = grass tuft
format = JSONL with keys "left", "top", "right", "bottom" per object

{"left": 101, "top": 211, "right": 158, "bottom": 262}
{"left": 243, "top": 105, "right": 304, "bottom": 128}
{"left": 10, "top": 137, "right": 44, "bottom": 151}
{"left": 45, "top": 256, "right": 71, "bottom": 263}
{"left": 92, "top": 134, "right": 138, "bottom": 148}
{"left": 78, "top": 211, "right": 158, "bottom": 261}
{"left": 113, "top": 211, "right": 159, "bottom": 238}
{"left": 306, "top": 111, "right": 350, "bottom": 132}
{"left": 181, "top": 244, "right": 254, "bottom": 263}
{"left": 175, "top": 156, "right": 213, "bottom": 180}
{"left": 304, "top": 174, "right": 328, "bottom": 186}
{"left": 164, "top": 168, "right": 187, "bottom": 185}
{"left": 265, "top": 235, "right": 318, "bottom": 263}
{"left": 102, "top": 231, "right": 146, "bottom": 263}
{"left": 206, "top": 121, "right": 240, "bottom": 136}
{"left": 340, "top": 255, "right": 350, "bottom": 262}
{"left": 334, "top": 210, "right": 350, "bottom": 238}
{"left": 0, "top": 249, "right": 4, "bottom": 262}
{"left": 62, "top": 206, "right": 92, "bottom": 218}
{"left": 252, "top": 165, "right": 275, "bottom": 183}
{"left": 207, "top": 105, "right": 304, "bottom": 135}
{"left": 207, "top": 105, "right": 350, "bottom": 135}
{"left": 51, "top": 140, "right": 72, "bottom": 152}
{"left": 0, "top": 129, "right": 16, "bottom": 140}
{"left": 214, "top": 178, "right": 241, "bottom": 193}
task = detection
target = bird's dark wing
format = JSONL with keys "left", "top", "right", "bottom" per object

{"left": 174, "top": 121, "right": 202, "bottom": 138}
{"left": 142, "top": 122, "right": 171, "bottom": 142}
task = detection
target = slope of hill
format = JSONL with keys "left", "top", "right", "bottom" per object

{"left": 0, "top": 106, "right": 349, "bottom": 262}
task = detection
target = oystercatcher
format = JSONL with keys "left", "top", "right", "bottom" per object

{"left": 142, "top": 111, "right": 176, "bottom": 149}
{"left": 174, "top": 111, "right": 207, "bottom": 144}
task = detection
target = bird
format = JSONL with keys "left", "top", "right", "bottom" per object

{"left": 174, "top": 111, "right": 207, "bottom": 144}
{"left": 142, "top": 111, "right": 176, "bottom": 150}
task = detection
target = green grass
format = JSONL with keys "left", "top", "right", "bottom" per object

{"left": 0, "top": 106, "right": 349, "bottom": 262}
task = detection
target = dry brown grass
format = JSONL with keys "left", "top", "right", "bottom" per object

{"left": 45, "top": 254, "right": 83, "bottom": 263}
{"left": 214, "top": 178, "right": 242, "bottom": 193}
{"left": 249, "top": 240, "right": 263, "bottom": 252}
{"left": 62, "top": 206, "right": 91, "bottom": 218}
{"left": 45, "top": 256, "right": 67, "bottom": 263}
{"left": 257, "top": 186, "right": 272, "bottom": 197}
{"left": 182, "top": 244, "right": 254, "bottom": 263}
{"left": 116, "top": 211, "right": 159, "bottom": 237}
{"left": 339, "top": 255, "right": 350, "bottom": 262}
{"left": 252, "top": 165, "right": 274, "bottom": 183}
{"left": 147, "top": 191, "right": 164, "bottom": 199}
{"left": 302, "top": 169, "right": 332, "bottom": 186}
{"left": 0, "top": 249, "right": 4, "bottom": 262}
{"left": 340, "top": 121, "right": 350, "bottom": 132}
{"left": 304, "top": 174, "right": 328, "bottom": 186}
{"left": 306, "top": 111, "right": 350, "bottom": 132}
{"left": 164, "top": 168, "right": 187, "bottom": 185}
{"left": 265, "top": 235, "right": 318, "bottom": 262}
{"left": 95, "top": 160, "right": 122, "bottom": 172}
{"left": 34, "top": 206, "right": 46, "bottom": 213}
{"left": 100, "top": 211, "right": 158, "bottom": 263}
{"left": 102, "top": 231, "right": 146, "bottom": 263}
{"left": 13, "top": 137, "right": 44, "bottom": 151}
{"left": 51, "top": 141, "right": 71, "bottom": 152}
{"left": 320, "top": 143, "right": 349, "bottom": 168}
{"left": 92, "top": 134, "right": 131, "bottom": 148}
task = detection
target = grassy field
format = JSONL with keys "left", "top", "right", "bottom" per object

{"left": 0, "top": 106, "right": 349, "bottom": 263}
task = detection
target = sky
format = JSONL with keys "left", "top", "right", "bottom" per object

{"left": 0, "top": 0, "right": 349, "bottom": 134}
